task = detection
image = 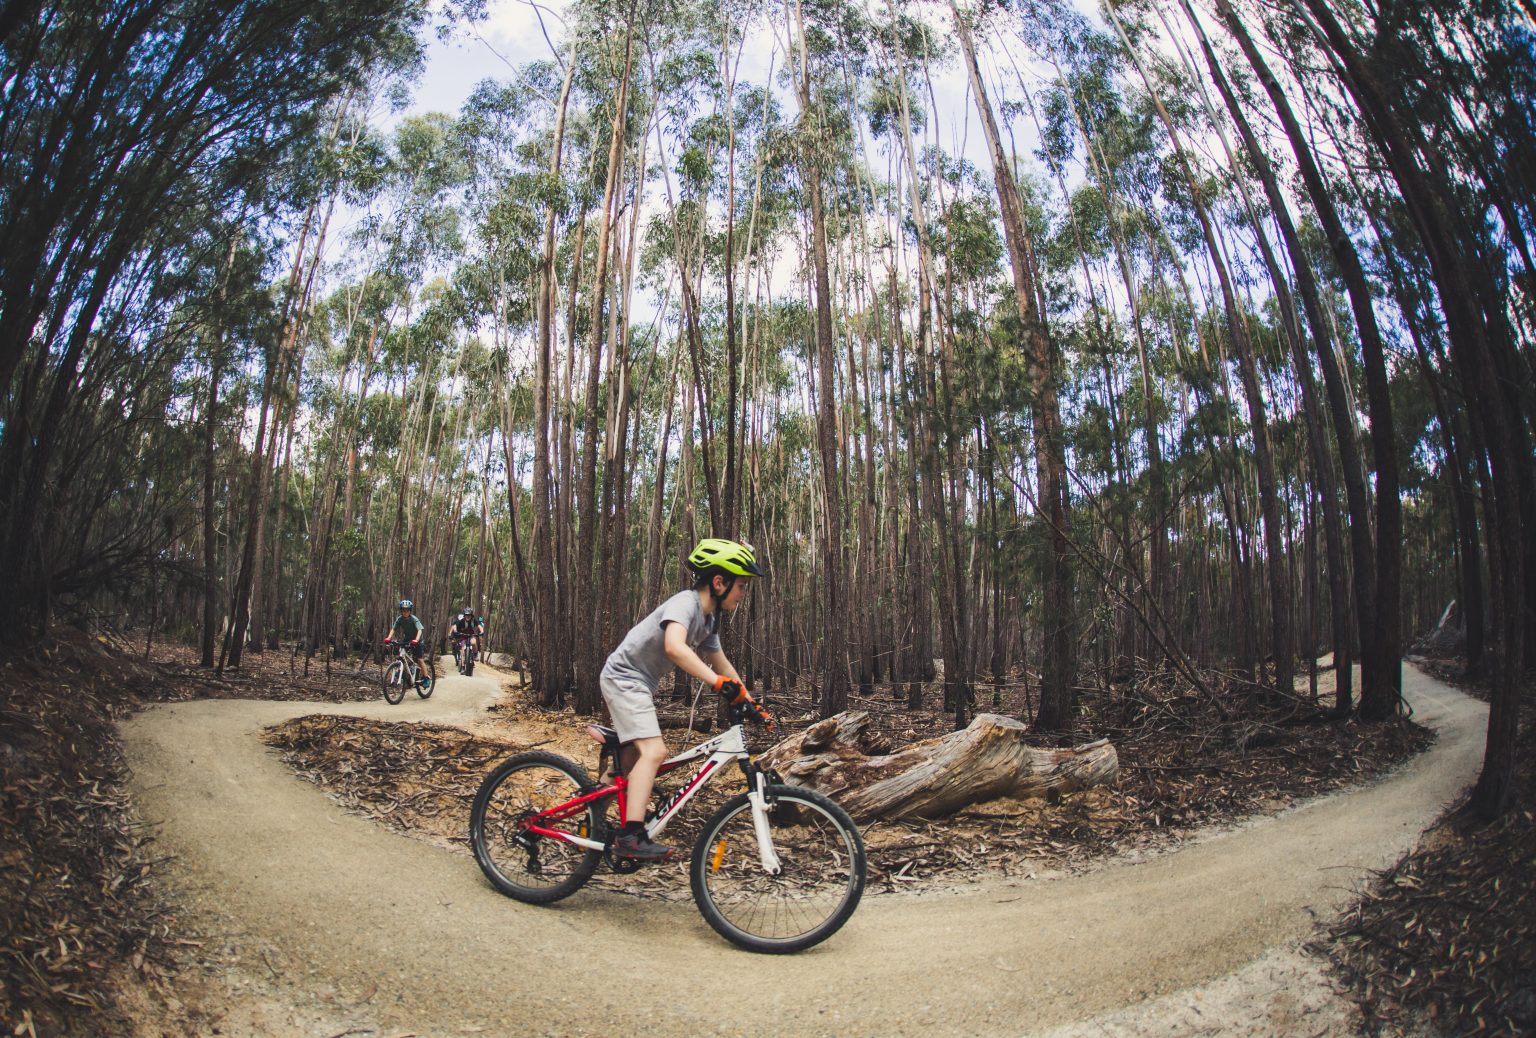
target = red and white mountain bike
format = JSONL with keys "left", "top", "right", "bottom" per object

{"left": 468, "top": 702, "right": 866, "bottom": 953}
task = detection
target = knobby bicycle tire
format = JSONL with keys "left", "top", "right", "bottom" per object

{"left": 470, "top": 752, "right": 605, "bottom": 905}
{"left": 382, "top": 660, "right": 406, "bottom": 704}
{"left": 464, "top": 646, "right": 475, "bottom": 677}
{"left": 690, "top": 784, "right": 866, "bottom": 953}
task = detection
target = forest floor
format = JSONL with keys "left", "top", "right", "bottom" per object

{"left": 0, "top": 634, "right": 1529, "bottom": 1036}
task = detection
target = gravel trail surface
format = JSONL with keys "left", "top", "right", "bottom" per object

{"left": 121, "top": 662, "right": 1485, "bottom": 1037}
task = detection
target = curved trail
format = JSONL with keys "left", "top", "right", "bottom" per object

{"left": 122, "top": 663, "right": 1485, "bottom": 1037}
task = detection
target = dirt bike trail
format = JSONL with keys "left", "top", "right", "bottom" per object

{"left": 121, "top": 662, "right": 1486, "bottom": 1037}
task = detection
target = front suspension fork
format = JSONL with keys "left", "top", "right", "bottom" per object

{"left": 745, "top": 766, "right": 783, "bottom": 875}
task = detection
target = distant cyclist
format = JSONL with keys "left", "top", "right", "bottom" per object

{"left": 451, "top": 607, "right": 485, "bottom": 664}
{"left": 386, "top": 599, "right": 429, "bottom": 683}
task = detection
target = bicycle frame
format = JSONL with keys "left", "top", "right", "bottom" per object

{"left": 521, "top": 724, "right": 783, "bottom": 874}
{"left": 394, "top": 646, "right": 421, "bottom": 681}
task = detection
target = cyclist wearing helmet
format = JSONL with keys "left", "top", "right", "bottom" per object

{"left": 451, "top": 607, "right": 485, "bottom": 658}
{"left": 387, "top": 599, "right": 427, "bottom": 673}
{"left": 600, "top": 537, "right": 773, "bottom": 860}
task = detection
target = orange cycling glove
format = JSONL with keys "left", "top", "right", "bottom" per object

{"left": 713, "top": 675, "right": 749, "bottom": 703}
{"left": 714, "top": 676, "right": 775, "bottom": 730}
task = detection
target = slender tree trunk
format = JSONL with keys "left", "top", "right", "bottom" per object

{"left": 954, "top": 3, "right": 1075, "bottom": 730}
{"left": 574, "top": 25, "right": 636, "bottom": 715}
{"left": 644, "top": 340, "right": 682, "bottom": 604}
{"left": 532, "top": 47, "right": 576, "bottom": 705}
{"left": 792, "top": 0, "right": 850, "bottom": 717}
{"left": 1218, "top": 1, "right": 1401, "bottom": 714}
{"left": 1282, "top": 0, "right": 1530, "bottom": 808}
{"left": 1107, "top": 3, "right": 1292, "bottom": 695}
{"left": 200, "top": 234, "right": 241, "bottom": 669}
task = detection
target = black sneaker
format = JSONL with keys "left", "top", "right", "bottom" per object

{"left": 613, "top": 830, "right": 674, "bottom": 861}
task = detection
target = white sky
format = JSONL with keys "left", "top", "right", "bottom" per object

{"left": 402, "top": 0, "right": 994, "bottom": 161}
{"left": 407, "top": 1, "right": 572, "bottom": 119}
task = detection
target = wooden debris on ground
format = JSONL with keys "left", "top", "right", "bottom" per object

{"left": 268, "top": 658, "right": 1436, "bottom": 898}
{"left": 144, "top": 642, "right": 382, "bottom": 704}
{"left": 0, "top": 634, "right": 179, "bottom": 1037}
{"left": 10, "top": 632, "right": 1497, "bottom": 1037}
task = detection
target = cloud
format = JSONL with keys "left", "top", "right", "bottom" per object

{"left": 481, "top": 0, "right": 569, "bottom": 64}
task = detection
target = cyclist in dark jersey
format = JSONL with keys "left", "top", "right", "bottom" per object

{"left": 450, "top": 608, "right": 484, "bottom": 663}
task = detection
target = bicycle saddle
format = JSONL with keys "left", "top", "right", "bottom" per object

{"left": 585, "top": 724, "right": 620, "bottom": 752}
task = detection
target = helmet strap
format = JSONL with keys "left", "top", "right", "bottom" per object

{"left": 709, "top": 573, "right": 736, "bottom": 609}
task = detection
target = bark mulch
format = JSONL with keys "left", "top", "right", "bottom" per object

{"left": 1317, "top": 660, "right": 1535, "bottom": 1037}
{"left": 7, "top": 635, "right": 1519, "bottom": 1038}
{"left": 266, "top": 659, "right": 1432, "bottom": 902}
{"left": 262, "top": 715, "right": 524, "bottom": 846}
{"left": 141, "top": 640, "right": 383, "bottom": 704}
{"left": 0, "top": 634, "right": 180, "bottom": 1038}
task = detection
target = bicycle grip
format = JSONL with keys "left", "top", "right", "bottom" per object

{"left": 713, "top": 675, "right": 748, "bottom": 704}
{"left": 749, "top": 701, "right": 775, "bottom": 731}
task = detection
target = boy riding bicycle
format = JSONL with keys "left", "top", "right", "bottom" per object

{"left": 600, "top": 538, "right": 772, "bottom": 860}
{"left": 386, "top": 599, "right": 431, "bottom": 686}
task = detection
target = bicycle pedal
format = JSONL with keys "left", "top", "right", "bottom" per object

{"left": 608, "top": 850, "right": 645, "bottom": 874}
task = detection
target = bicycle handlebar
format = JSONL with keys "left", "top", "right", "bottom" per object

{"left": 728, "top": 698, "right": 775, "bottom": 731}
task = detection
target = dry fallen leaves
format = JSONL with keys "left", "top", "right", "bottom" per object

{"left": 1318, "top": 660, "right": 1535, "bottom": 1037}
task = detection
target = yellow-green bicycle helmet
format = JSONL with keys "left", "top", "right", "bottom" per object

{"left": 687, "top": 538, "right": 766, "bottom": 579}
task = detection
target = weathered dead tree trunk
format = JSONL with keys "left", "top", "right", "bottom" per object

{"left": 758, "top": 711, "right": 1117, "bottom": 822}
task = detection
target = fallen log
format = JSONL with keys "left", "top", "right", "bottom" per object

{"left": 758, "top": 711, "right": 1118, "bottom": 822}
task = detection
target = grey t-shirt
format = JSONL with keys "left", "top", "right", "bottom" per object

{"left": 602, "top": 589, "right": 720, "bottom": 692}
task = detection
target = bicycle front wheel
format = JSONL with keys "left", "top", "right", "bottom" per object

{"left": 382, "top": 660, "right": 406, "bottom": 704}
{"left": 463, "top": 646, "right": 475, "bottom": 677}
{"left": 470, "top": 752, "right": 605, "bottom": 904}
{"left": 690, "top": 785, "right": 866, "bottom": 953}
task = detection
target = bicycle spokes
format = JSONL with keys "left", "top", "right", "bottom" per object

{"left": 470, "top": 754, "right": 605, "bottom": 903}
{"left": 471, "top": 735, "right": 866, "bottom": 951}
{"left": 691, "top": 788, "right": 865, "bottom": 952}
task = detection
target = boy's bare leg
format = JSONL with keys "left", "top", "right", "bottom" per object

{"left": 622, "top": 736, "right": 667, "bottom": 824}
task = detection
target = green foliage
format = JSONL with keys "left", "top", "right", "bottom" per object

{"left": 14, "top": 0, "right": 1502, "bottom": 745}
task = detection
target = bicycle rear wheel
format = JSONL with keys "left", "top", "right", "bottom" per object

{"left": 381, "top": 660, "right": 406, "bottom": 704}
{"left": 690, "top": 785, "right": 866, "bottom": 953}
{"left": 470, "top": 752, "right": 605, "bottom": 904}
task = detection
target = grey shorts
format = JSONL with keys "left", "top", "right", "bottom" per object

{"left": 600, "top": 674, "right": 662, "bottom": 743}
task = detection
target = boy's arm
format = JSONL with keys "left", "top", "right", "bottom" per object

{"left": 699, "top": 645, "right": 773, "bottom": 727}
{"left": 699, "top": 648, "right": 742, "bottom": 685}
{"left": 663, "top": 622, "right": 727, "bottom": 686}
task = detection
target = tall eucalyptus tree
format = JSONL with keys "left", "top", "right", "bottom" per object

{"left": 0, "top": 0, "right": 425, "bottom": 639}
{"left": 953, "top": 1, "right": 1077, "bottom": 730}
